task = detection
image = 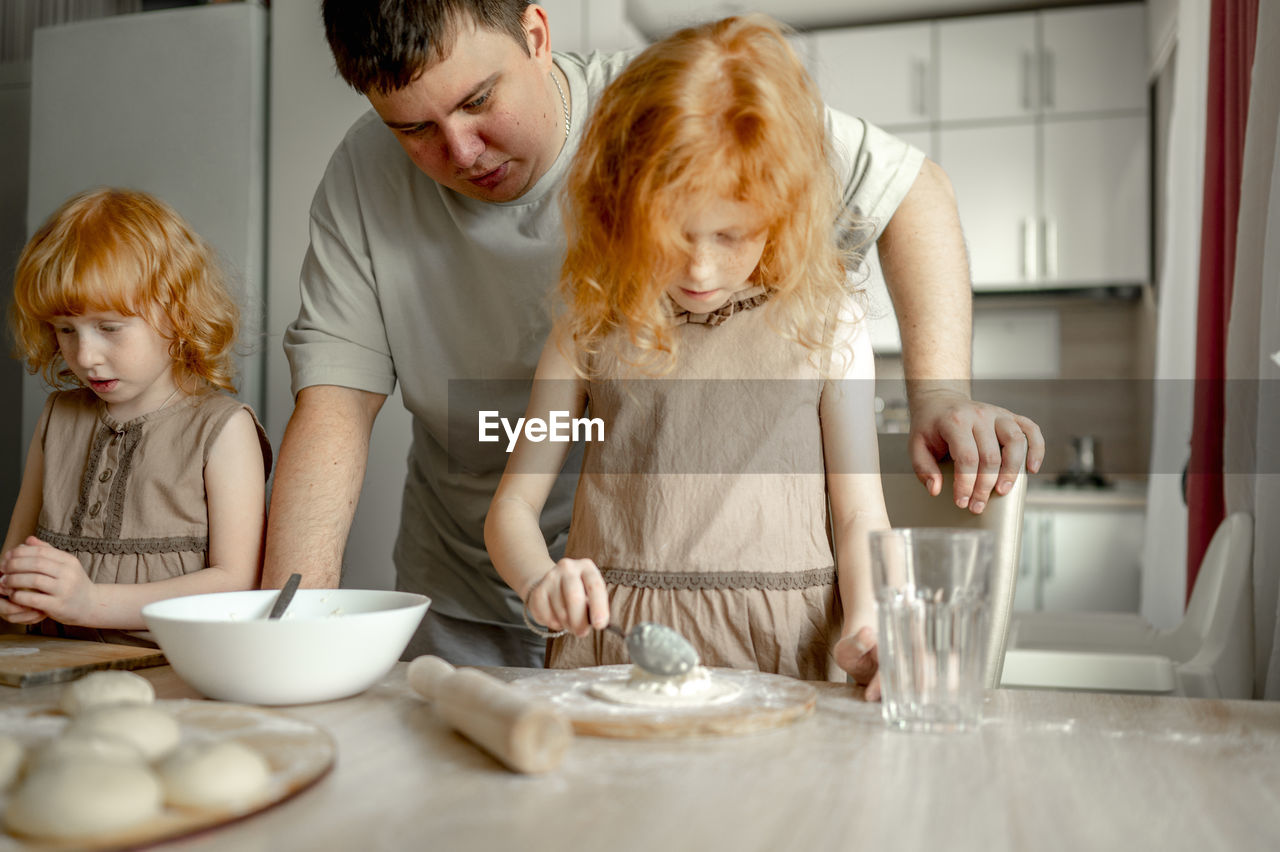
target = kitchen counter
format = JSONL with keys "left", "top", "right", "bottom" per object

{"left": 6, "top": 665, "right": 1280, "bottom": 851}
{"left": 1025, "top": 477, "right": 1148, "bottom": 510}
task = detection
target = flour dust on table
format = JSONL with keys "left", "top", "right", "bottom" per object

{"left": 587, "top": 665, "right": 744, "bottom": 708}
{"left": 510, "top": 666, "right": 819, "bottom": 738}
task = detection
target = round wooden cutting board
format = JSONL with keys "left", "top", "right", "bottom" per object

{"left": 0, "top": 699, "right": 334, "bottom": 850}
{"left": 508, "top": 666, "right": 817, "bottom": 739}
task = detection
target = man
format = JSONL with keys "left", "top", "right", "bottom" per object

{"left": 264, "top": 0, "right": 1044, "bottom": 671}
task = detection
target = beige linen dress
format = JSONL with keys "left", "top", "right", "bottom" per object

{"left": 547, "top": 289, "right": 847, "bottom": 680}
{"left": 28, "top": 388, "right": 272, "bottom": 646}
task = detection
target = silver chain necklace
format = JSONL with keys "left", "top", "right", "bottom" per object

{"left": 550, "top": 69, "right": 570, "bottom": 139}
{"left": 157, "top": 385, "right": 182, "bottom": 410}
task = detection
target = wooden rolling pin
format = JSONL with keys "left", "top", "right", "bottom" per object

{"left": 407, "top": 656, "right": 573, "bottom": 774}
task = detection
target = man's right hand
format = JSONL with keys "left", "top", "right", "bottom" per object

{"left": 908, "top": 388, "right": 1044, "bottom": 514}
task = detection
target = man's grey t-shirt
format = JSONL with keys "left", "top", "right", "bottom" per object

{"left": 284, "top": 49, "right": 925, "bottom": 629}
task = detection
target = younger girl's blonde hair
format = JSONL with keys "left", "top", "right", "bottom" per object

{"left": 559, "top": 13, "right": 865, "bottom": 375}
{"left": 10, "top": 187, "right": 240, "bottom": 393}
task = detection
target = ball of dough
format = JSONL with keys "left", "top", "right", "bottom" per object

{"left": 159, "top": 740, "right": 271, "bottom": 809}
{"left": 32, "top": 732, "right": 144, "bottom": 770}
{"left": 60, "top": 670, "right": 155, "bottom": 716}
{"left": 0, "top": 735, "right": 24, "bottom": 791}
{"left": 4, "top": 758, "right": 162, "bottom": 839}
{"left": 66, "top": 704, "right": 180, "bottom": 762}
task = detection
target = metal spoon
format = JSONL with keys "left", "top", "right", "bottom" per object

{"left": 605, "top": 621, "right": 699, "bottom": 677}
{"left": 267, "top": 573, "right": 303, "bottom": 619}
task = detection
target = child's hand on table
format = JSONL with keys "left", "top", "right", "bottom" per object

{"left": 524, "top": 557, "right": 611, "bottom": 639}
{"left": 835, "top": 624, "right": 881, "bottom": 702}
{"left": 0, "top": 536, "right": 96, "bottom": 626}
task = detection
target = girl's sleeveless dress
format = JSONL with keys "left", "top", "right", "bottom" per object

{"left": 547, "top": 288, "right": 847, "bottom": 680}
{"left": 29, "top": 388, "right": 272, "bottom": 646}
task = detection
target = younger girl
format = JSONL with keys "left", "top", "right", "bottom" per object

{"left": 485, "top": 15, "right": 891, "bottom": 685}
{"left": 2, "top": 188, "right": 272, "bottom": 646}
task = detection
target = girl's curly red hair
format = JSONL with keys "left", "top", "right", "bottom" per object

{"left": 9, "top": 187, "right": 240, "bottom": 393}
{"left": 558, "top": 14, "right": 866, "bottom": 375}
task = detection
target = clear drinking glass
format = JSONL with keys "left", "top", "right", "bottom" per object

{"left": 871, "top": 528, "right": 993, "bottom": 733}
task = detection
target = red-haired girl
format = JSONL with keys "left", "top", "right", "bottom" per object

{"left": 485, "top": 15, "right": 891, "bottom": 686}
{"left": 2, "top": 188, "right": 271, "bottom": 645}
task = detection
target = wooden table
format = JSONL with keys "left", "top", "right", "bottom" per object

{"left": 5, "top": 665, "right": 1280, "bottom": 851}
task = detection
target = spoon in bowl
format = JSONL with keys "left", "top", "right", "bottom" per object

{"left": 605, "top": 622, "right": 699, "bottom": 677}
{"left": 267, "top": 573, "right": 303, "bottom": 620}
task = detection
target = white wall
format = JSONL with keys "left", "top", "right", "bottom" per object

{"left": 540, "top": 0, "right": 646, "bottom": 52}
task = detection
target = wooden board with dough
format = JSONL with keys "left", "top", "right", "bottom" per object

{"left": 508, "top": 666, "right": 817, "bottom": 739}
{"left": 0, "top": 635, "right": 166, "bottom": 688}
{"left": 0, "top": 699, "right": 334, "bottom": 850}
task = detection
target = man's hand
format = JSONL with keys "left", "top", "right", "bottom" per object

{"left": 909, "top": 388, "right": 1044, "bottom": 513}
{"left": 875, "top": 158, "right": 1044, "bottom": 513}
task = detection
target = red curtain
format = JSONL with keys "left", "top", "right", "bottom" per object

{"left": 1187, "top": 0, "right": 1258, "bottom": 601}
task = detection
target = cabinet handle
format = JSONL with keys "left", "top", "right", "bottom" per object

{"left": 1032, "top": 515, "right": 1051, "bottom": 611}
{"left": 911, "top": 59, "right": 927, "bottom": 116}
{"left": 1021, "top": 51, "right": 1034, "bottom": 110}
{"left": 1022, "top": 218, "right": 1038, "bottom": 281}
{"left": 1028, "top": 515, "right": 1050, "bottom": 611}
{"left": 1040, "top": 515, "right": 1054, "bottom": 582}
{"left": 1044, "top": 218, "right": 1059, "bottom": 279}
{"left": 1018, "top": 534, "right": 1032, "bottom": 578}
{"left": 1042, "top": 50, "right": 1056, "bottom": 110}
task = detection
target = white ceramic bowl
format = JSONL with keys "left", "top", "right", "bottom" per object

{"left": 142, "top": 589, "right": 430, "bottom": 705}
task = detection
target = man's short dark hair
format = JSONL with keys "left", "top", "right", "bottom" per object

{"left": 322, "top": 0, "right": 533, "bottom": 94}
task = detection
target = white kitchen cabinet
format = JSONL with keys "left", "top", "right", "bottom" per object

{"left": 1015, "top": 505, "right": 1144, "bottom": 613}
{"left": 1042, "top": 115, "right": 1150, "bottom": 284}
{"left": 938, "top": 4, "right": 1146, "bottom": 122}
{"left": 809, "top": 3, "right": 1149, "bottom": 293}
{"left": 937, "top": 123, "right": 1038, "bottom": 287}
{"left": 937, "top": 13, "right": 1038, "bottom": 123}
{"left": 811, "top": 22, "right": 933, "bottom": 130}
{"left": 1040, "top": 4, "right": 1147, "bottom": 116}
{"left": 939, "top": 114, "right": 1150, "bottom": 290}
{"left": 934, "top": 4, "right": 1149, "bottom": 290}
